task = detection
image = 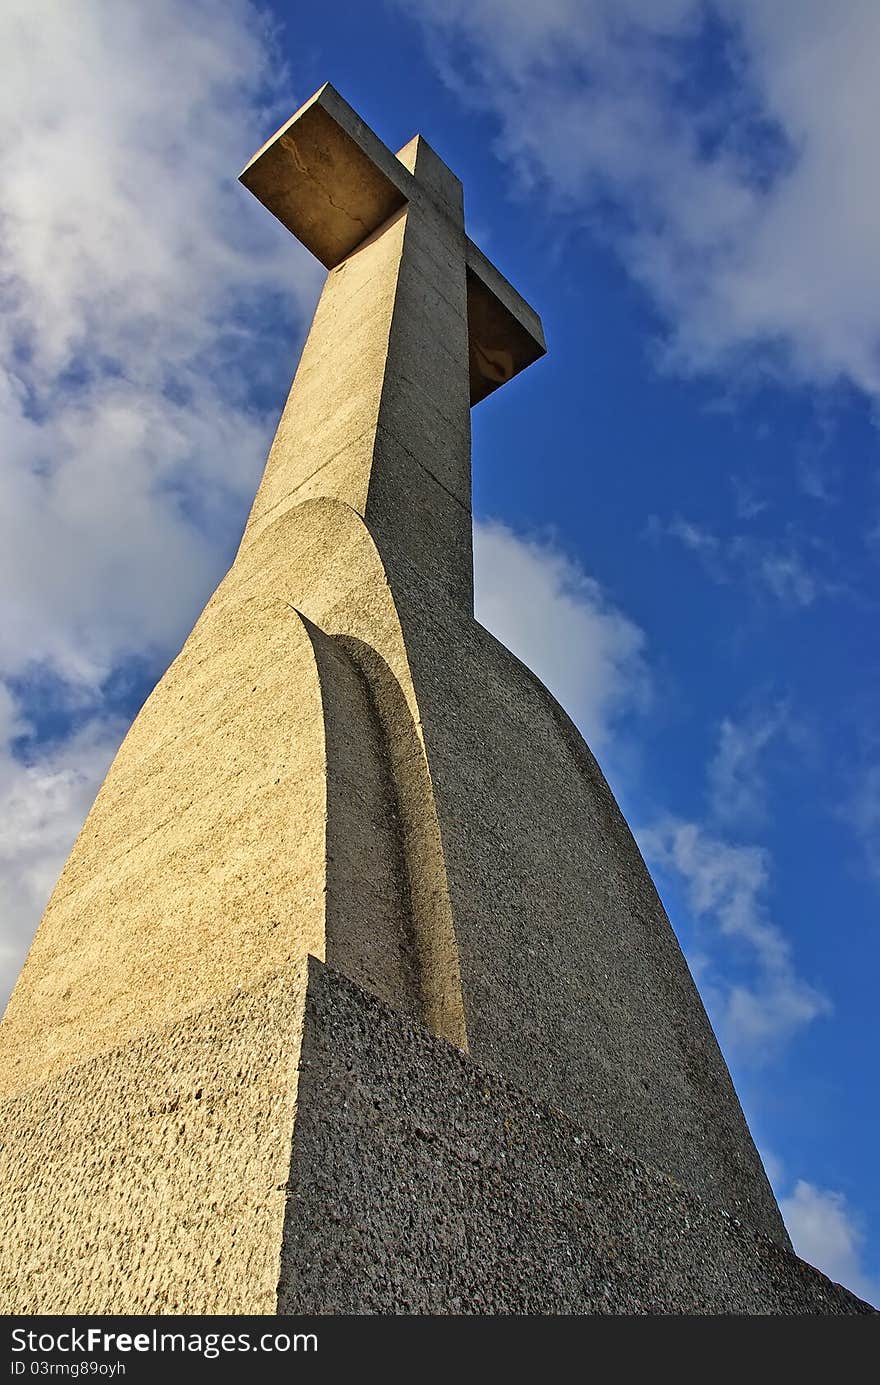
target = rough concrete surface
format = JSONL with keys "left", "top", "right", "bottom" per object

{"left": 0, "top": 972, "right": 308, "bottom": 1314}
{"left": 281, "top": 961, "right": 874, "bottom": 1316}
{"left": 0, "top": 580, "right": 328, "bottom": 1098}
{"left": 1, "top": 960, "right": 871, "bottom": 1315}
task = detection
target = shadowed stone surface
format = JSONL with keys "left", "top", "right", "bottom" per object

{"left": 280, "top": 962, "right": 874, "bottom": 1316}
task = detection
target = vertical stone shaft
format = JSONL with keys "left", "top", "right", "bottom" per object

{"left": 241, "top": 138, "right": 473, "bottom": 613}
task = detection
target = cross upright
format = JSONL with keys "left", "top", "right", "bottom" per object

{"left": 238, "top": 83, "right": 545, "bottom": 612}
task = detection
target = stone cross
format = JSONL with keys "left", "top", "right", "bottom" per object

{"left": 238, "top": 83, "right": 545, "bottom": 611}
{"left": 0, "top": 84, "right": 798, "bottom": 1316}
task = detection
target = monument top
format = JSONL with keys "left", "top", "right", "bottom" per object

{"left": 239, "top": 82, "right": 546, "bottom": 405}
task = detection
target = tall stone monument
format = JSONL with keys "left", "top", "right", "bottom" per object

{"left": 0, "top": 86, "right": 871, "bottom": 1314}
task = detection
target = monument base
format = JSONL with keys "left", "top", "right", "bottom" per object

{"left": 283, "top": 961, "right": 873, "bottom": 1315}
{"left": 0, "top": 968, "right": 310, "bottom": 1314}
{"left": 0, "top": 958, "right": 873, "bottom": 1315}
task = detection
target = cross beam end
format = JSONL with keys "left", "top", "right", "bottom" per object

{"left": 466, "top": 239, "right": 546, "bottom": 406}
{"left": 240, "top": 83, "right": 547, "bottom": 403}
{"left": 239, "top": 83, "right": 410, "bottom": 269}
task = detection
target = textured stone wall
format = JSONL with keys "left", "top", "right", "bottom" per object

{"left": 0, "top": 577, "right": 327, "bottom": 1099}
{"left": 396, "top": 576, "right": 790, "bottom": 1245}
{"left": 2, "top": 958, "right": 871, "bottom": 1315}
{"left": 232, "top": 496, "right": 470, "bottom": 1050}
{"left": 0, "top": 972, "right": 307, "bottom": 1314}
{"left": 280, "top": 962, "right": 874, "bottom": 1316}
{"left": 220, "top": 477, "right": 788, "bottom": 1248}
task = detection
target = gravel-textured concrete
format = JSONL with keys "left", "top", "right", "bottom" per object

{"left": 2, "top": 960, "right": 871, "bottom": 1315}
{"left": 0, "top": 972, "right": 309, "bottom": 1314}
{"left": 280, "top": 960, "right": 874, "bottom": 1316}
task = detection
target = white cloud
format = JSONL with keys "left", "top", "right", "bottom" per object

{"left": 0, "top": 1, "right": 319, "bottom": 1002}
{"left": 402, "top": 0, "right": 880, "bottom": 399}
{"left": 665, "top": 516, "right": 721, "bottom": 559}
{"left": 743, "top": 541, "right": 819, "bottom": 609}
{"left": 762, "top": 1150, "right": 879, "bottom": 1304}
{"left": 655, "top": 514, "right": 836, "bottom": 609}
{"left": 473, "top": 519, "right": 651, "bottom": 753}
{"left": 0, "top": 697, "right": 125, "bottom": 1007}
{"left": 1, "top": 0, "right": 309, "bottom": 379}
{"left": 781, "top": 1180, "right": 879, "bottom": 1306}
{"left": 0, "top": 0, "right": 318, "bottom": 691}
{"left": 708, "top": 704, "right": 793, "bottom": 826}
{"left": 638, "top": 817, "right": 831, "bottom": 1055}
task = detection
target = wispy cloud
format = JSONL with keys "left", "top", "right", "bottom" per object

{"left": 731, "top": 476, "right": 769, "bottom": 522}
{"left": 638, "top": 817, "right": 831, "bottom": 1056}
{"left": 665, "top": 516, "right": 721, "bottom": 560}
{"left": 741, "top": 539, "right": 820, "bottom": 608}
{"left": 651, "top": 514, "right": 839, "bottom": 609}
{"left": 0, "top": 692, "right": 125, "bottom": 1005}
{"left": 708, "top": 704, "right": 797, "bottom": 827}
{"left": 0, "top": 0, "right": 314, "bottom": 1005}
{"left": 401, "top": 0, "right": 880, "bottom": 400}
{"left": 780, "top": 1179, "right": 879, "bottom": 1306}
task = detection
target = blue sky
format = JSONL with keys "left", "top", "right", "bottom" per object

{"left": 1, "top": 1, "right": 877, "bottom": 1302}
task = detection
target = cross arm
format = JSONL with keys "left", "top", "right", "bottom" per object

{"left": 239, "top": 83, "right": 547, "bottom": 404}
{"left": 465, "top": 238, "right": 546, "bottom": 405}
{"left": 239, "top": 83, "right": 412, "bottom": 269}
